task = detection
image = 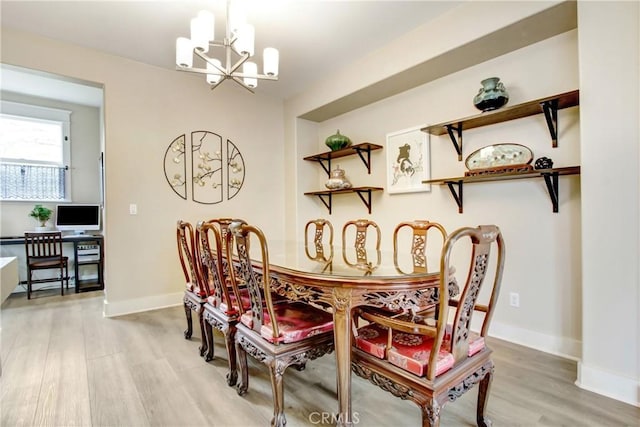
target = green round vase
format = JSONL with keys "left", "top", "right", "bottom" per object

{"left": 325, "top": 130, "right": 352, "bottom": 151}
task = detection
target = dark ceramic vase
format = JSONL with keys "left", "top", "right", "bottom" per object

{"left": 473, "top": 77, "right": 509, "bottom": 112}
{"left": 534, "top": 157, "right": 554, "bottom": 169}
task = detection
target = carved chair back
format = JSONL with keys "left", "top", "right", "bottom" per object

{"left": 226, "top": 220, "right": 281, "bottom": 340}
{"left": 197, "top": 221, "right": 237, "bottom": 311}
{"left": 204, "top": 217, "right": 236, "bottom": 276}
{"left": 177, "top": 220, "right": 209, "bottom": 297}
{"left": 342, "top": 219, "right": 381, "bottom": 267}
{"left": 304, "top": 218, "right": 334, "bottom": 261}
{"left": 393, "top": 220, "right": 447, "bottom": 274}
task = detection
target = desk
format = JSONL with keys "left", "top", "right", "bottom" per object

{"left": 0, "top": 234, "right": 104, "bottom": 293}
{"left": 255, "top": 243, "right": 442, "bottom": 427}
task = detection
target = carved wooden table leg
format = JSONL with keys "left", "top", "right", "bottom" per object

{"left": 332, "top": 287, "right": 354, "bottom": 427}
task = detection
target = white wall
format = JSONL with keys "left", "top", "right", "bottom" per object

{"left": 1, "top": 28, "right": 286, "bottom": 315}
{"left": 577, "top": 1, "right": 639, "bottom": 407}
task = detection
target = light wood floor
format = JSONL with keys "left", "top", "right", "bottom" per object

{"left": 1, "top": 291, "right": 638, "bottom": 427}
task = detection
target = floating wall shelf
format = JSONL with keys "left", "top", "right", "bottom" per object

{"left": 423, "top": 166, "right": 580, "bottom": 213}
{"left": 422, "top": 90, "right": 579, "bottom": 160}
{"left": 304, "top": 187, "right": 383, "bottom": 214}
{"left": 303, "top": 142, "right": 382, "bottom": 175}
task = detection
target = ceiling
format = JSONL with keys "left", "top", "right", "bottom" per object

{"left": 0, "top": 0, "right": 463, "bottom": 104}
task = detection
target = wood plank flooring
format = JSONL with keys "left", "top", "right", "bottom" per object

{"left": 1, "top": 291, "right": 638, "bottom": 426}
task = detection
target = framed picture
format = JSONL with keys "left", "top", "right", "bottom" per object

{"left": 385, "top": 126, "right": 431, "bottom": 194}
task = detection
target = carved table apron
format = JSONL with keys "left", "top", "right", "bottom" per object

{"left": 245, "top": 243, "right": 442, "bottom": 427}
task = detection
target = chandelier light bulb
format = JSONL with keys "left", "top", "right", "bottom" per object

{"left": 206, "top": 59, "right": 223, "bottom": 84}
{"left": 228, "top": 1, "right": 247, "bottom": 36}
{"left": 191, "top": 16, "right": 209, "bottom": 53}
{"left": 235, "top": 23, "right": 255, "bottom": 56}
{"left": 263, "top": 47, "right": 279, "bottom": 76}
{"left": 176, "top": 37, "right": 193, "bottom": 68}
{"left": 243, "top": 61, "right": 258, "bottom": 88}
{"left": 197, "top": 10, "right": 215, "bottom": 42}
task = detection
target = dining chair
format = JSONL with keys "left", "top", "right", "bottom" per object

{"left": 197, "top": 220, "right": 250, "bottom": 386}
{"left": 352, "top": 224, "right": 505, "bottom": 427}
{"left": 228, "top": 220, "right": 335, "bottom": 427}
{"left": 177, "top": 220, "right": 211, "bottom": 357}
{"left": 304, "top": 218, "right": 334, "bottom": 261}
{"left": 24, "top": 231, "right": 69, "bottom": 299}
{"left": 341, "top": 218, "right": 381, "bottom": 267}
{"left": 393, "top": 220, "right": 447, "bottom": 274}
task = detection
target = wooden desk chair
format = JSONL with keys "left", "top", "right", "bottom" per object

{"left": 24, "top": 231, "right": 69, "bottom": 299}
{"left": 352, "top": 225, "right": 505, "bottom": 427}
{"left": 197, "top": 220, "right": 250, "bottom": 386}
{"left": 228, "top": 220, "right": 334, "bottom": 427}
{"left": 304, "top": 218, "right": 334, "bottom": 261}
{"left": 393, "top": 220, "right": 447, "bottom": 274}
{"left": 342, "top": 218, "right": 381, "bottom": 267}
{"left": 177, "top": 220, "right": 211, "bottom": 357}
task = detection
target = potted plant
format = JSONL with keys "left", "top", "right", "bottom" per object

{"left": 29, "top": 204, "right": 53, "bottom": 231}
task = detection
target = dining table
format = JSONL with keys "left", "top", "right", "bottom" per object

{"left": 247, "top": 241, "right": 445, "bottom": 427}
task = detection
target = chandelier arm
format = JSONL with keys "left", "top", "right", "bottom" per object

{"left": 194, "top": 50, "right": 226, "bottom": 75}
{"left": 176, "top": 67, "right": 277, "bottom": 81}
{"left": 229, "top": 52, "right": 250, "bottom": 75}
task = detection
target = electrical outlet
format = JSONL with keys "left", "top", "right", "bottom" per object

{"left": 509, "top": 292, "right": 520, "bottom": 308}
{"left": 129, "top": 203, "right": 137, "bottom": 215}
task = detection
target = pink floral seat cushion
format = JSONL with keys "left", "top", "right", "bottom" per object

{"left": 240, "top": 302, "right": 333, "bottom": 344}
{"left": 355, "top": 323, "right": 485, "bottom": 377}
{"left": 208, "top": 288, "right": 251, "bottom": 315}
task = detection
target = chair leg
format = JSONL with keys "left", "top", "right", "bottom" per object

{"left": 477, "top": 369, "right": 493, "bottom": 427}
{"left": 421, "top": 398, "right": 441, "bottom": 427}
{"left": 27, "top": 271, "right": 32, "bottom": 300}
{"left": 203, "top": 320, "right": 215, "bottom": 362}
{"left": 60, "top": 265, "right": 64, "bottom": 296}
{"left": 268, "top": 361, "right": 287, "bottom": 427}
{"left": 198, "top": 312, "right": 207, "bottom": 357}
{"left": 224, "top": 326, "right": 238, "bottom": 387}
{"left": 235, "top": 338, "right": 249, "bottom": 396}
{"left": 184, "top": 303, "right": 193, "bottom": 339}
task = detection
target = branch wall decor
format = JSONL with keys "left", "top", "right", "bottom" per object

{"left": 164, "top": 134, "right": 187, "bottom": 200}
{"left": 163, "top": 130, "right": 246, "bottom": 204}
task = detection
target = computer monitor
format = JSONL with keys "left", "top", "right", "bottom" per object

{"left": 55, "top": 204, "right": 101, "bottom": 234}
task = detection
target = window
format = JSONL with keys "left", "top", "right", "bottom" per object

{"left": 0, "top": 101, "right": 71, "bottom": 201}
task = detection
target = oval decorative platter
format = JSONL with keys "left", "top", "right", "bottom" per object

{"left": 465, "top": 143, "right": 533, "bottom": 171}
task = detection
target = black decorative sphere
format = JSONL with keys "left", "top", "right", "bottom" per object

{"left": 534, "top": 157, "right": 554, "bottom": 170}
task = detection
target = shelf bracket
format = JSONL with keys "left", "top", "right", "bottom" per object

{"left": 541, "top": 99, "right": 559, "bottom": 148}
{"left": 445, "top": 180, "right": 464, "bottom": 214}
{"left": 354, "top": 188, "right": 374, "bottom": 214}
{"left": 445, "top": 124, "right": 463, "bottom": 161}
{"left": 315, "top": 193, "right": 333, "bottom": 214}
{"left": 316, "top": 158, "right": 332, "bottom": 176}
{"left": 542, "top": 172, "right": 560, "bottom": 212}
{"left": 352, "top": 146, "right": 373, "bottom": 174}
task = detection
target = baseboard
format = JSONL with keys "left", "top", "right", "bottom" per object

{"left": 487, "top": 320, "right": 582, "bottom": 360}
{"left": 577, "top": 362, "right": 640, "bottom": 407}
{"left": 103, "top": 292, "right": 183, "bottom": 317}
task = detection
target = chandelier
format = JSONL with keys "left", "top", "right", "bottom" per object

{"left": 175, "top": 1, "right": 279, "bottom": 93}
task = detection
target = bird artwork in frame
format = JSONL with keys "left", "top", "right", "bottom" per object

{"left": 386, "top": 126, "right": 431, "bottom": 194}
